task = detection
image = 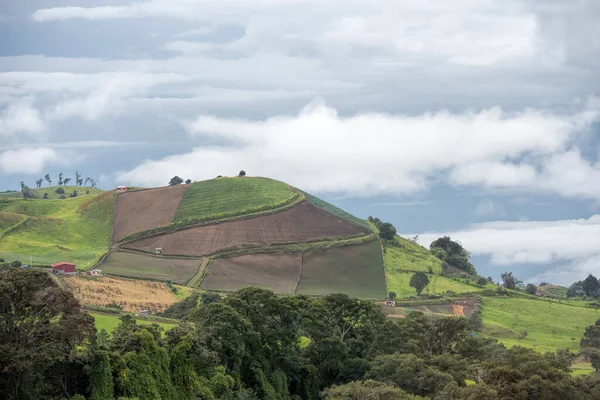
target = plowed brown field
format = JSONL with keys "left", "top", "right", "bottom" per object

{"left": 124, "top": 202, "right": 367, "bottom": 256}
{"left": 112, "top": 185, "right": 187, "bottom": 243}
{"left": 200, "top": 253, "right": 302, "bottom": 294}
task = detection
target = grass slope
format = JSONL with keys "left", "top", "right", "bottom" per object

{"left": 482, "top": 297, "right": 600, "bottom": 353}
{"left": 0, "top": 192, "right": 115, "bottom": 268}
{"left": 386, "top": 271, "right": 488, "bottom": 297}
{"left": 90, "top": 312, "right": 177, "bottom": 333}
{"left": 0, "top": 211, "right": 26, "bottom": 233}
{"left": 174, "top": 177, "right": 298, "bottom": 223}
{"left": 538, "top": 285, "right": 568, "bottom": 298}
{"left": 30, "top": 186, "right": 103, "bottom": 200}
{"left": 384, "top": 236, "right": 445, "bottom": 274}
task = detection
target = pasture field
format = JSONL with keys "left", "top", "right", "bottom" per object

{"left": 112, "top": 184, "right": 187, "bottom": 242}
{"left": 63, "top": 275, "right": 178, "bottom": 313}
{"left": 200, "top": 253, "right": 302, "bottom": 294}
{"left": 302, "top": 190, "right": 371, "bottom": 230}
{"left": 30, "top": 186, "right": 104, "bottom": 200}
{"left": 384, "top": 299, "right": 475, "bottom": 318}
{"left": 297, "top": 240, "right": 387, "bottom": 299}
{"left": 173, "top": 177, "right": 298, "bottom": 223}
{"left": 384, "top": 236, "right": 445, "bottom": 274}
{"left": 0, "top": 211, "right": 25, "bottom": 233}
{"left": 90, "top": 312, "right": 177, "bottom": 333}
{"left": 0, "top": 192, "right": 115, "bottom": 268}
{"left": 386, "top": 270, "right": 488, "bottom": 298}
{"left": 126, "top": 202, "right": 365, "bottom": 257}
{"left": 100, "top": 250, "right": 201, "bottom": 284}
{"left": 481, "top": 297, "right": 600, "bottom": 353}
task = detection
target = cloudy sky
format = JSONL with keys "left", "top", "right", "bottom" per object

{"left": 1, "top": 0, "right": 599, "bottom": 285}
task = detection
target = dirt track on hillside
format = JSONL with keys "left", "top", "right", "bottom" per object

{"left": 112, "top": 186, "right": 187, "bottom": 243}
{"left": 124, "top": 202, "right": 367, "bottom": 256}
{"left": 200, "top": 253, "right": 302, "bottom": 294}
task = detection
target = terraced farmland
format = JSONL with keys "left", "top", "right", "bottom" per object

{"left": 174, "top": 177, "right": 299, "bottom": 223}
{"left": 125, "top": 202, "right": 366, "bottom": 257}
{"left": 297, "top": 240, "right": 386, "bottom": 299}
{"left": 200, "top": 253, "right": 302, "bottom": 294}
{"left": 0, "top": 192, "right": 115, "bottom": 268}
{"left": 302, "top": 190, "right": 371, "bottom": 230}
{"left": 100, "top": 250, "right": 202, "bottom": 283}
{"left": 112, "top": 185, "right": 187, "bottom": 242}
{"left": 63, "top": 275, "right": 178, "bottom": 313}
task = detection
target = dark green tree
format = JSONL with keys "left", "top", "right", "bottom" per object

{"left": 501, "top": 271, "right": 517, "bottom": 290}
{"left": 75, "top": 170, "right": 82, "bottom": 186}
{"left": 322, "top": 380, "right": 426, "bottom": 399}
{"left": 63, "top": 177, "right": 71, "bottom": 186}
{"left": 526, "top": 284, "right": 537, "bottom": 295}
{"left": 0, "top": 269, "right": 95, "bottom": 399}
{"left": 430, "top": 237, "right": 476, "bottom": 274}
{"left": 44, "top": 173, "right": 52, "bottom": 186}
{"left": 88, "top": 350, "right": 114, "bottom": 400}
{"left": 239, "top": 170, "right": 246, "bottom": 177}
{"left": 169, "top": 176, "right": 184, "bottom": 186}
{"left": 583, "top": 274, "right": 600, "bottom": 298}
{"left": 379, "top": 222, "right": 397, "bottom": 240}
{"left": 388, "top": 292, "right": 397, "bottom": 300}
{"left": 410, "top": 272, "right": 430, "bottom": 295}
{"left": 185, "top": 179, "right": 192, "bottom": 184}
{"left": 58, "top": 172, "right": 63, "bottom": 186}
{"left": 36, "top": 178, "right": 43, "bottom": 188}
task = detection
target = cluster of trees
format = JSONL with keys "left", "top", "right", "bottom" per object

{"left": 17, "top": 172, "right": 97, "bottom": 200}
{"left": 429, "top": 237, "right": 477, "bottom": 275}
{"left": 3, "top": 268, "right": 600, "bottom": 400}
{"left": 367, "top": 216, "right": 397, "bottom": 240}
{"left": 568, "top": 274, "right": 600, "bottom": 299}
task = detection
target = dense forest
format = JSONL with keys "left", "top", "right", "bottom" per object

{"left": 2, "top": 268, "right": 600, "bottom": 400}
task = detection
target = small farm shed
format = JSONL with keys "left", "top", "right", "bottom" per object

{"left": 87, "top": 269, "right": 102, "bottom": 276}
{"left": 383, "top": 300, "right": 396, "bottom": 307}
{"left": 116, "top": 186, "right": 129, "bottom": 192}
{"left": 154, "top": 247, "right": 164, "bottom": 255}
{"left": 139, "top": 309, "right": 150, "bottom": 317}
{"left": 52, "top": 262, "right": 77, "bottom": 275}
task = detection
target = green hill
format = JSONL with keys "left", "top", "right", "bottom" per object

{"left": 0, "top": 191, "right": 115, "bottom": 268}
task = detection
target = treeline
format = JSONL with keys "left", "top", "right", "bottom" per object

{"left": 2, "top": 269, "right": 600, "bottom": 400}
{"left": 568, "top": 274, "right": 600, "bottom": 299}
{"left": 15, "top": 171, "right": 98, "bottom": 200}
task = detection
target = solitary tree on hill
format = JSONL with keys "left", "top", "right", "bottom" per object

{"left": 526, "top": 284, "right": 537, "bottom": 295}
{"left": 58, "top": 173, "right": 64, "bottom": 186}
{"left": 169, "top": 176, "right": 184, "bottom": 186}
{"left": 185, "top": 179, "right": 192, "bottom": 184}
{"left": 63, "top": 177, "right": 71, "bottom": 186}
{"left": 84, "top": 177, "right": 90, "bottom": 186}
{"left": 501, "top": 271, "right": 517, "bottom": 290}
{"left": 239, "top": 170, "right": 246, "bottom": 177}
{"left": 75, "top": 171, "right": 82, "bottom": 186}
{"left": 44, "top": 174, "right": 51, "bottom": 186}
{"left": 35, "top": 178, "right": 43, "bottom": 188}
{"left": 409, "top": 271, "right": 429, "bottom": 295}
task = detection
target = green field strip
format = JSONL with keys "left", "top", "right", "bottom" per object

{"left": 187, "top": 258, "right": 211, "bottom": 288}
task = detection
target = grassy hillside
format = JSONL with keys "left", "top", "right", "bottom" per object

{"left": 482, "top": 297, "right": 599, "bottom": 353}
{"left": 538, "top": 285, "right": 568, "bottom": 298}
{"left": 0, "top": 211, "right": 26, "bottom": 233}
{"left": 302, "top": 190, "right": 371, "bottom": 230}
{"left": 0, "top": 192, "right": 115, "bottom": 268}
{"left": 91, "top": 312, "right": 177, "bottom": 333}
{"left": 386, "top": 270, "right": 489, "bottom": 297}
{"left": 384, "top": 236, "right": 444, "bottom": 274}
{"left": 173, "top": 177, "right": 299, "bottom": 223}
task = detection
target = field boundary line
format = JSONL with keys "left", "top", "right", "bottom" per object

{"left": 188, "top": 258, "right": 211, "bottom": 288}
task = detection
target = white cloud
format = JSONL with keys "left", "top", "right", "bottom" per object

{"left": 163, "top": 41, "right": 214, "bottom": 55}
{"left": 529, "top": 256, "right": 600, "bottom": 286}
{"left": 475, "top": 199, "right": 506, "bottom": 216}
{"left": 412, "top": 215, "right": 600, "bottom": 284}
{"left": 0, "top": 148, "right": 60, "bottom": 175}
{"left": 415, "top": 215, "right": 600, "bottom": 264}
{"left": 0, "top": 101, "right": 45, "bottom": 137}
{"left": 117, "top": 100, "right": 599, "bottom": 198}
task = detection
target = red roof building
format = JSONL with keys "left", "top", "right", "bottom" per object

{"left": 52, "top": 262, "right": 77, "bottom": 274}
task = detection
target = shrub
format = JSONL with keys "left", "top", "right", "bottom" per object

{"left": 55, "top": 187, "right": 65, "bottom": 194}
